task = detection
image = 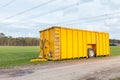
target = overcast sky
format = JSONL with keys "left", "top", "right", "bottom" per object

{"left": 0, "top": 0, "right": 120, "bottom": 39}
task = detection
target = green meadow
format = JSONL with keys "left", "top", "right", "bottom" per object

{"left": 0, "top": 46, "right": 120, "bottom": 68}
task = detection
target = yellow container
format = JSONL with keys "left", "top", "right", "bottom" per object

{"left": 39, "top": 26, "right": 110, "bottom": 60}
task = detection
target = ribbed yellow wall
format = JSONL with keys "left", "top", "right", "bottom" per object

{"left": 40, "top": 27, "right": 110, "bottom": 60}
{"left": 67, "top": 29, "right": 73, "bottom": 58}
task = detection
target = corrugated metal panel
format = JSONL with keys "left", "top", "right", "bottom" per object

{"left": 73, "top": 30, "right": 78, "bottom": 58}
{"left": 96, "top": 33, "right": 100, "bottom": 56}
{"left": 78, "top": 31, "right": 83, "bottom": 57}
{"left": 103, "top": 33, "right": 106, "bottom": 55}
{"left": 67, "top": 29, "right": 73, "bottom": 58}
{"left": 83, "top": 31, "right": 87, "bottom": 57}
{"left": 106, "top": 33, "right": 110, "bottom": 55}
{"left": 99, "top": 33, "right": 103, "bottom": 56}
{"left": 87, "top": 31, "right": 91, "bottom": 44}
{"left": 92, "top": 32, "right": 96, "bottom": 44}
{"left": 61, "top": 28, "right": 67, "bottom": 59}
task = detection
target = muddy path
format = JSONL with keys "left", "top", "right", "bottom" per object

{"left": 0, "top": 56, "right": 120, "bottom": 80}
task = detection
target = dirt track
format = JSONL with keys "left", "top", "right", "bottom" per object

{"left": 0, "top": 56, "right": 120, "bottom": 80}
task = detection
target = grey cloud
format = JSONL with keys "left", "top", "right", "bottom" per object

{"left": 100, "top": 0, "right": 120, "bottom": 10}
{"left": 109, "top": 26, "right": 120, "bottom": 39}
{"left": 0, "top": 26, "right": 38, "bottom": 37}
{"left": 80, "top": 0, "right": 94, "bottom": 3}
{"left": 63, "top": 7, "right": 79, "bottom": 16}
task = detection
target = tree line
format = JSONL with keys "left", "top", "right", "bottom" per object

{"left": 110, "top": 39, "right": 120, "bottom": 44}
{"left": 0, "top": 33, "right": 39, "bottom": 46}
{"left": 0, "top": 33, "right": 120, "bottom": 46}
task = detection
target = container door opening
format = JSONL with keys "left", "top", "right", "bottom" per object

{"left": 87, "top": 44, "right": 96, "bottom": 58}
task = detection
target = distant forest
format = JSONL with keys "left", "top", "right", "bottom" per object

{"left": 0, "top": 33, "right": 120, "bottom": 46}
{"left": 0, "top": 33, "right": 39, "bottom": 46}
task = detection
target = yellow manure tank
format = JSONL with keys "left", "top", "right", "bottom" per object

{"left": 31, "top": 26, "right": 110, "bottom": 62}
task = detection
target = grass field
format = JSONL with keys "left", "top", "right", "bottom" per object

{"left": 0, "top": 46, "right": 120, "bottom": 68}
{"left": 0, "top": 46, "right": 39, "bottom": 68}
{"left": 110, "top": 46, "right": 120, "bottom": 56}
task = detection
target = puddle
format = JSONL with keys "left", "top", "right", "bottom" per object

{"left": 86, "top": 77, "right": 97, "bottom": 80}
{"left": 9, "top": 70, "right": 34, "bottom": 77}
{"left": 0, "top": 70, "right": 8, "bottom": 74}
